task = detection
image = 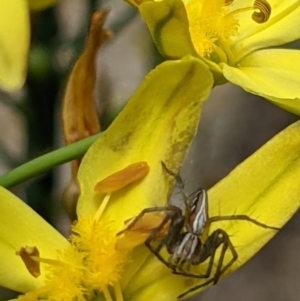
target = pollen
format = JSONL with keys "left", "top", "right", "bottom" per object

{"left": 185, "top": 0, "right": 271, "bottom": 59}
{"left": 71, "top": 215, "right": 130, "bottom": 291}
{"left": 17, "top": 163, "right": 151, "bottom": 301}
{"left": 18, "top": 246, "right": 86, "bottom": 301}
{"left": 18, "top": 216, "right": 129, "bottom": 301}
{"left": 43, "top": 247, "right": 86, "bottom": 301}
{"left": 186, "top": 0, "right": 239, "bottom": 58}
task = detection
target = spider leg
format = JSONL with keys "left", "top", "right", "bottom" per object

{"left": 161, "top": 161, "right": 184, "bottom": 189}
{"left": 176, "top": 229, "right": 238, "bottom": 299}
{"left": 161, "top": 161, "right": 192, "bottom": 211}
{"left": 172, "top": 251, "right": 216, "bottom": 279}
{"left": 207, "top": 215, "right": 280, "bottom": 231}
{"left": 212, "top": 229, "right": 238, "bottom": 284}
{"left": 146, "top": 209, "right": 184, "bottom": 271}
{"left": 177, "top": 278, "right": 215, "bottom": 299}
{"left": 117, "top": 206, "right": 172, "bottom": 236}
{"left": 172, "top": 236, "right": 217, "bottom": 279}
{"left": 146, "top": 237, "right": 177, "bottom": 271}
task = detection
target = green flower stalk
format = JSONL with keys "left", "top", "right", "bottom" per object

{"left": 124, "top": 0, "right": 300, "bottom": 115}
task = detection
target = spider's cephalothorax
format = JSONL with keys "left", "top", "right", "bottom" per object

{"left": 118, "top": 163, "right": 280, "bottom": 298}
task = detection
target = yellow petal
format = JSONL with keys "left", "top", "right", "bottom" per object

{"left": 262, "top": 96, "right": 300, "bottom": 116}
{"left": 207, "top": 120, "right": 300, "bottom": 276}
{"left": 222, "top": 49, "right": 300, "bottom": 115}
{"left": 0, "top": 0, "right": 29, "bottom": 91}
{"left": 77, "top": 56, "right": 213, "bottom": 228}
{"left": 0, "top": 187, "right": 69, "bottom": 293}
{"left": 232, "top": 0, "right": 300, "bottom": 60}
{"left": 125, "top": 120, "right": 300, "bottom": 300}
{"left": 138, "top": 0, "right": 198, "bottom": 59}
{"left": 28, "top": 0, "right": 59, "bottom": 11}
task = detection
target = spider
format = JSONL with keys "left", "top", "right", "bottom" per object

{"left": 118, "top": 163, "right": 280, "bottom": 299}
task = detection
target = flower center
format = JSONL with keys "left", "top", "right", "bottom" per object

{"left": 17, "top": 218, "right": 129, "bottom": 301}
{"left": 186, "top": 0, "right": 271, "bottom": 60}
{"left": 17, "top": 162, "right": 150, "bottom": 301}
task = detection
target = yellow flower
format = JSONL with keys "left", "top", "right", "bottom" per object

{"left": 126, "top": 0, "right": 300, "bottom": 115}
{"left": 1, "top": 54, "right": 300, "bottom": 300}
{"left": 0, "top": 57, "right": 214, "bottom": 300}
{"left": 0, "top": 0, "right": 59, "bottom": 91}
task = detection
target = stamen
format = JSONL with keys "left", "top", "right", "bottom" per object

{"left": 16, "top": 246, "right": 41, "bottom": 278}
{"left": 93, "top": 162, "right": 150, "bottom": 220}
{"left": 116, "top": 232, "right": 149, "bottom": 251}
{"left": 212, "top": 45, "right": 228, "bottom": 64}
{"left": 94, "top": 193, "right": 112, "bottom": 221}
{"left": 94, "top": 161, "right": 150, "bottom": 193}
{"left": 225, "top": 0, "right": 271, "bottom": 24}
{"left": 113, "top": 282, "right": 124, "bottom": 301}
{"left": 252, "top": 0, "right": 271, "bottom": 23}
{"left": 30, "top": 256, "right": 69, "bottom": 268}
{"left": 115, "top": 212, "right": 169, "bottom": 251}
{"left": 103, "top": 286, "right": 113, "bottom": 301}
{"left": 18, "top": 286, "right": 51, "bottom": 301}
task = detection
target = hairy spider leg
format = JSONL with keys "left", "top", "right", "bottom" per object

{"left": 190, "top": 187, "right": 279, "bottom": 232}
{"left": 177, "top": 229, "right": 238, "bottom": 299}
{"left": 211, "top": 229, "right": 238, "bottom": 283}
{"left": 117, "top": 206, "right": 177, "bottom": 236}
{"left": 117, "top": 205, "right": 187, "bottom": 271}
{"left": 148, "top": 187, "right": 212, "bottom": 276}
{"left": 161, "top": 162, "right": 279, "bottom": 231}
{"left": 197, "top": 229, "right": 238, "bottom": 283}
{"left": 161, "top": 161, "right": 185, "bottom": 190}
{"left": 207, "top": 214, "right": 280, "bottom": 230}
{"left": 168, "top": 189, "right": 209, "bottom": 275}
{"left": 173, "top": 231, "right": 218, "bottom": 299}
{"left": 177, "top": 277, "right": 215, "bottom": 299}
{"left": 160, "top": 161, "right": 191, "bottom": 210}
{"left": 171, "top": 230, "right": 221, "bottom": 279}
{"left": 146, "top": 207, "right": 185, "bottom": 271}
{"left": 177, "top": 189, "right": 278, "bottom": 287}
{"left": 170, "top": 232, "right": 214, "bottom": 278}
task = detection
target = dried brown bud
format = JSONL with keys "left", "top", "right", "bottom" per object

{"left": 62, "top": 10, "right": 112, "bottom": 220}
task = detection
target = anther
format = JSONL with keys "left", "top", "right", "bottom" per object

{"left": 252, "top": 0, "right": 271, "bottom": 23}
{"left": 94, "top": 162, "right": 150, "bottom": 221}
{"left": 17, "top": 245, "right": 71, "bottom": 277}
{"left": 94, "top": 162, "right": 150, "bottom": 193}
{"left": 16, "top": 246, "right": 41, "bottom": 278}
{"left": 225, "top": 0, "right": 271, "bottom": 24}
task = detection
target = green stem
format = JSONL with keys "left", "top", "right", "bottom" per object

{"left": 0, "top": 133, "right": 102, "bottom": 188}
